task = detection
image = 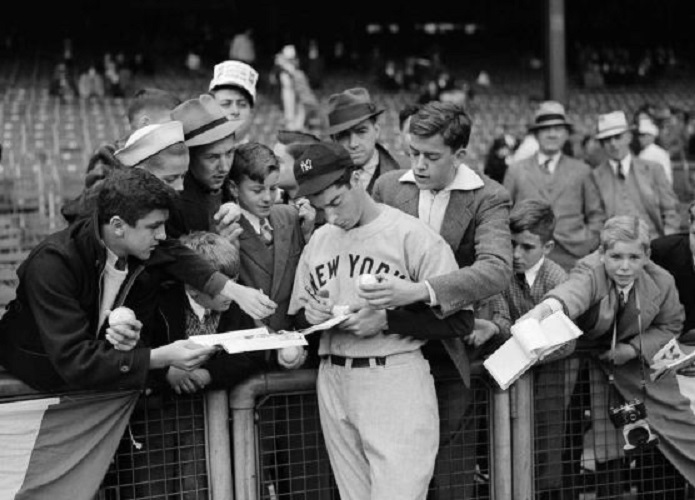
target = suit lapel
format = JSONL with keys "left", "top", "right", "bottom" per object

{"left": 269, "top": 210, "right": 292, "bottom": 298}
{"left": 595, "top": 163, "right": 617, "bottom": 216}
{"left": 239, "top": 217, "right": 273, "bottom": 281}
{"left": 526, "top": 154, "right": 554, "bottom": 201}
{"left": 440, "top": 190, "right": 475, "bottom": 249}
{"left": 630, "top": 159, "right": 662, "bottom": 234}
{"left": 392, "top": 181, "right": 420, "bottom": 217}
{"left": 546, "top": 156, "right": 570, "bottom": 204}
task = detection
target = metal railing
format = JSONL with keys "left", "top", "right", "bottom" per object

{"left": 228, "top": 364, "right": 512, "bottom": 500}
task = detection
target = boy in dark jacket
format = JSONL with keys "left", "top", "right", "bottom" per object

{"left": 0, "top": 169, "right": 215, "bottom": 392}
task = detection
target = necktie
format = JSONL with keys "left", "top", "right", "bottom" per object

{"left": 541, "top": 158, "right": 552, "bottom": 175}
{"left": 115, "top": 257, "right": 127, "bottom": 271}
{"left": 617, "top": 289, "right": 628, "bottom": 319}
{"left": 260, "top": 219, "right": 273, "bottom": 246}
{"left": 616, "top": 162, "right": 626, "bottom": 180}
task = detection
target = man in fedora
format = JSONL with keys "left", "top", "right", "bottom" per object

{"left": 170, "top": 94, "right": 242, "bottom": 235}
{"left": 593, "top": 110, "right": 680, "bottom": 239}
{"left": 327, "top": 87, "right": 401, "bottom": 194}
{"left": 505, "top": 101, "right": 605, "bottom": 270}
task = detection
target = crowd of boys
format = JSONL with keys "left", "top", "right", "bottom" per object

{"left": 0, "top": 56, "right": 692, "bottom": 500}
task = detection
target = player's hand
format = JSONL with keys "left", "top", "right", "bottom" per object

{"left": 340, "top": 307, "right": 387, "bottom": 338}
{"left": 222, "top": 282, "right": 277, "bottom": 319}
{"left": 302, "top": 290, "right": 334, "bottom": 325}
{"left": 465, "top": 319, "right": 499, "bottom": 348}
{"left": 357, "top": 275, "right": 429, "bottom": 309}
{"left": 599, "top": 343, "right": 638, "bottom": 366}
{"left": 164, "top": 340, "right": 216, "bottom": 371}
{"left": 105, "top": 317, "right": 143, "bottom": 351}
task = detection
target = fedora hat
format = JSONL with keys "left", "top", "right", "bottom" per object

{"left": 596, "top": 111, "right": 629, "bottom": 140}
{"left": 171, "top": 94, "right": 241, "bottom": 147}
{"left": 529, "top": 101, "right": 572, "bottom": 131}
{"left": 115, "top": 121, "right": 184, "bottom": 167}
{"left": 326, "top": 87, "right": 384, "bottom": 136}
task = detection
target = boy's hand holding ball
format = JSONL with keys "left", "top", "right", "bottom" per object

{"left": 107, "top": 307, "right": 142, "bottom": 351}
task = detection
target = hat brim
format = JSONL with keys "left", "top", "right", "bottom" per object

{"left": 529, "top": 119, "right": 573, "bottom": 131}
{"left": 327, "top": 110, "right": 385, "bottom": 136}
{"left": 295, "top": 169, "right": 347, "bottom": 198}
{"left": 595, "top": 126, "right": 629, "bottom": 140}
{"left": 186, "top": 119, "right": 241, "bottom": 147}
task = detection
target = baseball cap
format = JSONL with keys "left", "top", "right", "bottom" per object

{"left": 293, "top": 143, "right": 355, "bottom": 198}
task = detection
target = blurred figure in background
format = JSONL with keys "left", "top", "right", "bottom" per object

{"left": 275, "top": 45, "right": 318, "bottom": 131}
{"left": 637, "top": 118, "right": 672, "bottom": 184}
{"left": 229, "top": 28, "right": 256, "bottom": 65}
{"left": 484, "top": 128, "right": 518, "bottom": 184}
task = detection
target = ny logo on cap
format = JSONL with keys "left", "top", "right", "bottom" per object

{"left": 300, "top": 159, "right": 313, "bottom": 172}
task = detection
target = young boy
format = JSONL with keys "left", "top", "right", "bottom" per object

{"left": 228, "top": 142, "right": 313, "bottom": 333}
{"left": 158, "top": 231, "right": 274, "bottom": 394}
{"left": 472, "top": 199, "right": 570, "bottom": 497}
{"left": 525, "top": 216, "right": 683, "bottom": 499}
{"left": 471, "top": 199, "right": 568, "bottom": 346}
{"left": 288, "top": 142, "right": 473, "bottom": 500}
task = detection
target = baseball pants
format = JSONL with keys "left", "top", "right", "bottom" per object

{"left": 317, "top": 350, "right": 439, "bottom": 500}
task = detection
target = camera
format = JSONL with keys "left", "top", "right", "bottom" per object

{"left": 609, "top": 399, "right": 659, "bottom": 454}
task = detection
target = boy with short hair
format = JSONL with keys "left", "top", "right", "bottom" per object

{"left": 228, "top": 142, "right": 313, "bottom": 333}
{"left": 471, "top": 199, "right": 567, "bottom": 346}
{"left": 0, "top": 169, "right": 215, "bottom": 392}
{"left": 159, "top": 231, "right": 272, "bottom": 394}
{"left": 471, "top": 199, "right": 570, "bottom": 496}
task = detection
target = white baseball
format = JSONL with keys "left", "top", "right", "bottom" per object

{"left": 109, "top": 307, "right": 136, "bottom": 326}
{"left": 278, "top": 346, "right": 303, "bottom": 365}
{"left": 358, "top": 274, "right": 378, "bottom": 287}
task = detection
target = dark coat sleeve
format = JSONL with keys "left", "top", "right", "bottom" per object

{"left": 156, "top": 238, "right": 228, "bottom": 297}
{"left": 386, "top": 305, "right": 474, "bottom": 340}
{"left": 22, "top": 247, "right": 151, "bottom": 390}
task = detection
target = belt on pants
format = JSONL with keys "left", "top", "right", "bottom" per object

{"left": 322, "top": 354, "right": 386, "bottom": 368}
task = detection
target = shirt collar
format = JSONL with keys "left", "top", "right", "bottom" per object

{"left": 537, "top": 152, "right": 561, "bottom": 169}
{"left": 362, "top": 148, "right": 380, "bottom": 175}
{"left": 524, "top": 256, "right": 545, "bottom": 287}
{"left": 616, "top": 281, "right": 634, "bottom": 297}
{"left": 104, "top": 245, "right": 128, "bottom": 272}
{"left": 399, "top": 163, "right": 485, "bottom": 191}
{"left": 241, "top": 208, "right": 269, "bottom": 235}
{"left": 186, "top": 291, "right": 209, "bottom": 321}
{"left": 611, "top": 153, "right": 632, "bottom": 176}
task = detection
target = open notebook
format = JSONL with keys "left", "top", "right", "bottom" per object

{"left": 484, "top": 311, "right": 583, "bottom": 390}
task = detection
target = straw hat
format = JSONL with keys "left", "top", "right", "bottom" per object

{"left": 171, "top": 94, "right": 241, "bottom": 147}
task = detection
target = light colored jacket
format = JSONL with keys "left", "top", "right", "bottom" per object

{"left": 505, "top": 153, "right": 605, "bottom": 258}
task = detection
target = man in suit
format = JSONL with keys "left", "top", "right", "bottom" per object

{"left": 328, "top": 87, "right": 401, "bottom": 194}
{"left": 505, "top": 101, "right": 605, "bottom": 270}
{"left": 370, "top": 101, "right": 512, "bottom": 499}
{"left": 592, "top": 111, "right": 680, "bottom": 240}
{"left": 651, "top": 200, "right": 695, "bottom": 344}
